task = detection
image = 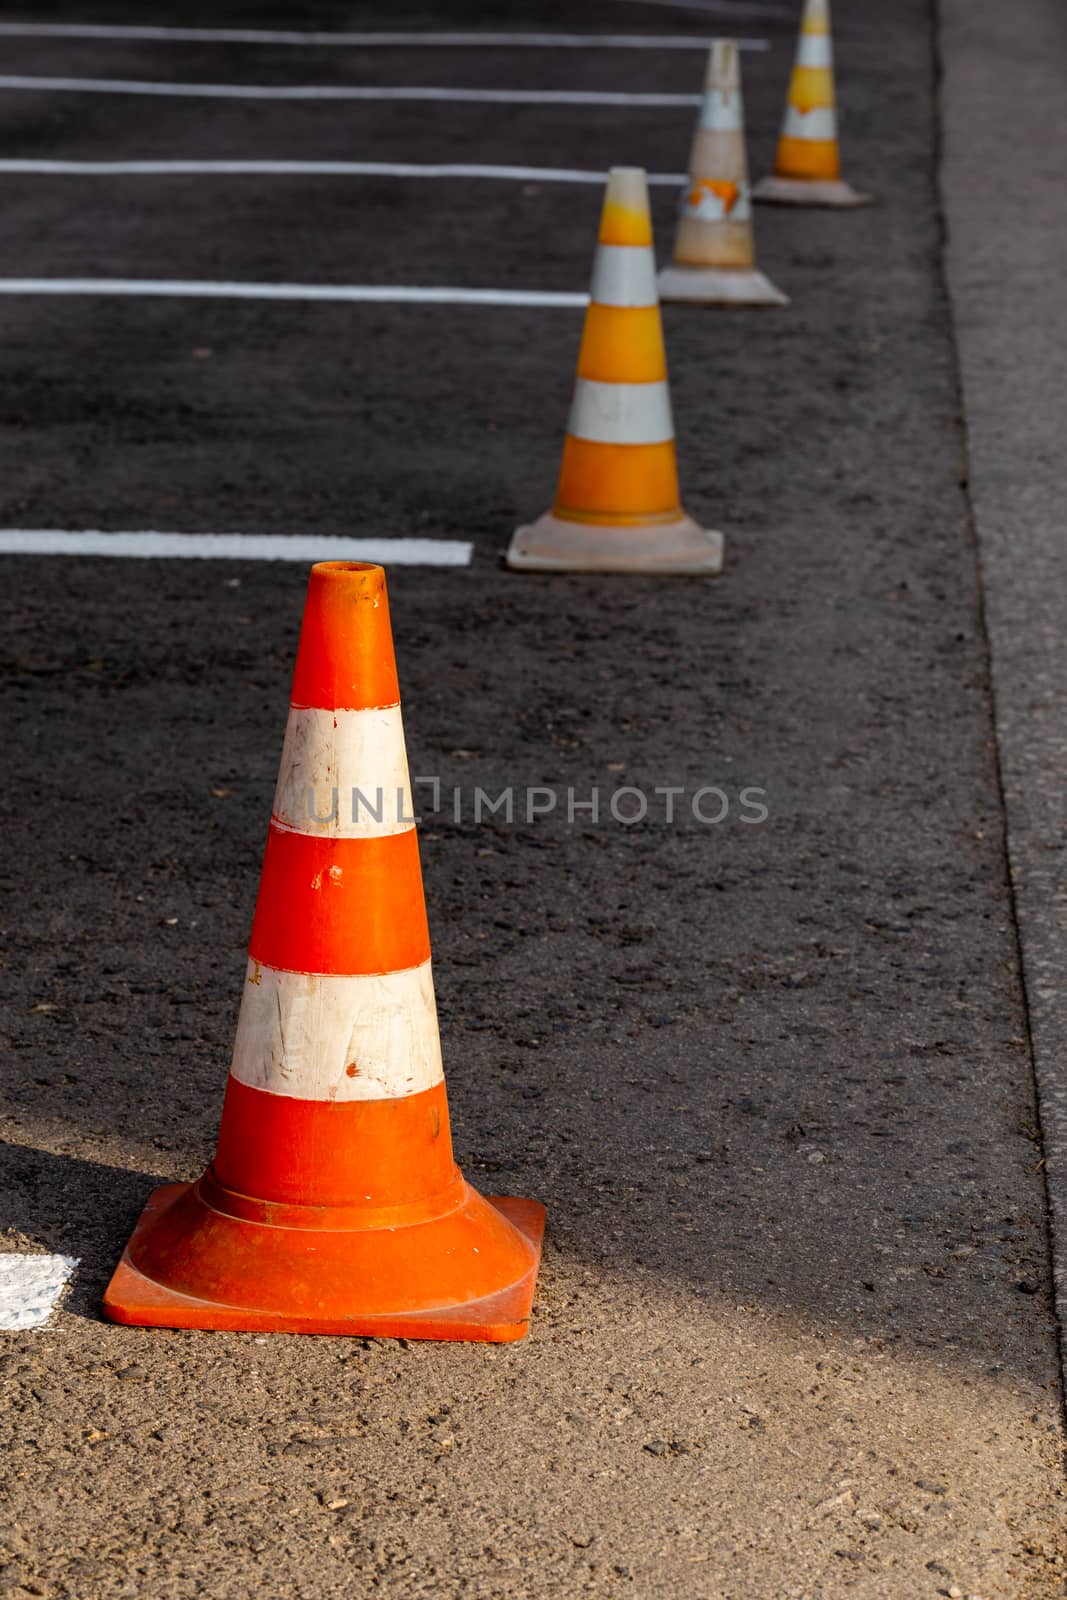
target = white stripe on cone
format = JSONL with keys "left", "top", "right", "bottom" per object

{"left": 272, "top": 706, "right": 415, "bottom": 839}
{"left": 699, "top": 88, "right": 743, "bottom": 132}
{"left": 795, "top": 33, "right": 833, "bottom": 66}
{"left": 588, "top": 244, "right": 658, "bottom": 308}
{"left": 782, "top": 103, "right": 837, "bottom": 140}
{"left": 567, "top": 378, "right": 674, "bottom": 446}
{"left": 232, "top": 959, "right": 444, "bottom": 1102}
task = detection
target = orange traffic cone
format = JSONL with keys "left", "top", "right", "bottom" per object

{"left": 658, "top": 40, "right": 787, "bottom": 306}
{"left": 103, "top": 562, "right": 545, "bottom": 1341}
{"left": 753, "top": 0, "right": 870, "bottom": 208}
{"left": 506, "top": 166, "right": 724, "bottom": 574}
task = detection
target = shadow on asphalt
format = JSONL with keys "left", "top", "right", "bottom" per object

{"left": 0, "top": 1142, "right": 158, "bottom": 1322}
{"left": 0, "top": 968, "right": 1051, "bottom": 1385}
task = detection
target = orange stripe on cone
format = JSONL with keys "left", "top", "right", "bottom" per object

{"left": 249, "top": 825, "right": 430, "bottom": 976}
{"left": 555, "top": 438, "right": 681, "bottom": 524}
{"left": 775, "top": 134, "right": 839, "bottom": 181}
{"left": 577, "top": 303, "right": 666, "bottom": 384}
{"left": 506, "top": 168, "right": 724, "bottom": 574}
{"left": 103, "top": 560, "right": 545, "bottom": 1341}
{"left": 597, "top": 184, "right": 653, "bottom": 247}
{"left": 214, "top": 1076, "right": 455, "bottom": 1209}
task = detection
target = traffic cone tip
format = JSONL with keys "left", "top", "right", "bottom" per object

{"left": 599, "top": 165, "right": 653, "bottom": 247}
{"left": 801, "top": 0, "right": 831, "bottom": 32}
{"left": 705, "top": 37, "right": 740, "bottom": 87}
{"left": 291, "top": 560, "right": 400, "bottom": 712}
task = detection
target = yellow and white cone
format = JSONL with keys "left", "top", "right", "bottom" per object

{"left": 753, "top": 0, "right": 870, "bottom": 208}
{"left": 658, "top": 41, "right": 787, "bottom": 306}
{"left": 506, "top": 168, "right": 723, "bottom": 575}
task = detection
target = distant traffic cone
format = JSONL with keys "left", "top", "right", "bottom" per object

{"left": 506, "top": 166, "right": 724, "bottom": 574}
{"left": 658, "top": 40, "right": 787, "bottom": 306}
{"left": 753, "top": 0, "right": 870, "bottom": 208}
{"left": 103, "top": 562, "right": 545, "bottom": 1341}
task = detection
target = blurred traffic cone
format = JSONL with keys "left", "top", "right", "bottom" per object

{"left": 753, "top": 0, "right": 869, "bottom": 208}
{"left": 658, "top": 40, "right": 787, "bottom": 306}
{"left": 507, "top": 166, "right": 723, "bottom": 574}
{"left": 103, "top": 561, "right": 545, "bottom": 1341}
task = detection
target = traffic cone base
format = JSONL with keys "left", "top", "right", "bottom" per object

{"left": 752, "top": 173, "right": 869, "bottom": 208}
{"left": 507, "top": 509, "right": 723, "bottom": 574}
{"left": 104, "top": 1178, "right": 545, "bottom": 1341}
{"left": 657, "top": 262, "right": 788, "bottom": 306}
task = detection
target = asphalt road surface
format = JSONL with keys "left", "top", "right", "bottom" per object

{"left": 1, "top": 1, "right": 1064, "bottom": 1597}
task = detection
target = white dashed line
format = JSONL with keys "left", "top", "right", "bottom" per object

{"left": 0, "top": 1254, "right": 78, "bottom": 1331}
{"left": 0, "top": 532, "right": 475, "bottom": 564}
{"left": 612, "top": 0, "right": 789, "bottom": 16}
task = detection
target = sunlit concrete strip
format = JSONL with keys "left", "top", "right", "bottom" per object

{"left": 0, "top": 23, "right": 770, "bottom": 49}
{"left": 0, "top": 75, "right": 702, "bottom": 106}
{"left": 0, "top": 532, "right": 473, "bottom": 564}
{"left": 941, "top": 0, "right": 1067, "bottom": 1380}
{"left": 0, "top": 1254, "right": 77, "bottom": 1330}
{"left": 0, "top": 159, "right": 689, "bottom": 185}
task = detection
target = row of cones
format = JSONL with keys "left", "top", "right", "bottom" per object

{"left": 510, "top": 0, "right": 868, "bottom": 576}
{"left": 101, "top": 0, "right": 867, "bottom": 1343}
{"left": 662, "top": 0, "right": 867, "bottom": 311}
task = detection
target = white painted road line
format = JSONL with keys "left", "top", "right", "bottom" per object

{"left": 0, "top": 532, "right": 474, "bottom": 564}
{"left": 0, "top": 23, "right": 770, "bottom": 50}
{"left": 0, "top": 75, "right": 703, "bottom": 107}
{"left": 0, "top": 279, "right": 590, "bottom": 308}
{"left": 0, "top": 159, "right": 689, "bottom": 185}
{"left": 0, "top": 1254, "right": 77, "bottom": 1331}
{"left": 613, "top": 0, "right": 789, "bottom": 17}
